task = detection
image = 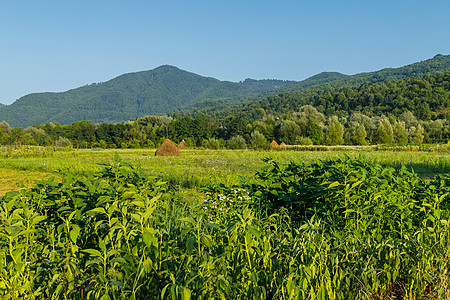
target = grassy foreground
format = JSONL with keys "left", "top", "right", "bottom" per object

{"left": 0, "top": 147, "right": 449, "bottom": 299}
{"left": 0, "top": 147, "right": 449, "bottom": 194}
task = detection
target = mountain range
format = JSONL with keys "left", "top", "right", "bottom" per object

{"left": 0, "top": 54, "right": 449, "bottom": 128}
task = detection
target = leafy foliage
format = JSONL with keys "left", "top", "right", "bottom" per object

{"left": 0, "top": 154, "right": 449, "bottom": 299}
{"left": 219, "top": 72, "right": 450, "bottom": 121}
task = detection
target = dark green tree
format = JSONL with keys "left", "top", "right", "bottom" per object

{"left": 374, "top": 119, "right": 394, "bottom": 144}
{"left": 306, "top": 120, "right": 323, "bottom": 145}
{"left": 326, "top": 116, "right": 344, "bottom": 145}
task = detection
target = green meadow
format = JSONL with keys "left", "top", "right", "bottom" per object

{"left": 1, "top": 146, "right": 449, "bottom": 192}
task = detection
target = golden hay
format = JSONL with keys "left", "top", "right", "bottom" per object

{"left": 178, "top": 140, "right": 186, "bottom": 149}
{"left": 280, "top": 142, "right": 286, "bottom": 147}
{"left": 270, "top": 140, "right": 279, "bottom": 147}
{"left": 155, "top": 139, "right": 180, "bottom": 156}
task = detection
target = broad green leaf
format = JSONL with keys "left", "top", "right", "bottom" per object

{"left": 201, "top": 234, "right": 213, "bottom": 248}
{"left": 247, "top": 225, "right": 260, "bottom": 239}
{"left": 99, "top": 238, "right": 106, "bottom": 253}
{"left": 82, "top": 249, "right": 102, "bottom": 258}
{"left": 100, "top": 294, "right": 111, "bottom": 300}
{"left": 31, "top": 215, "right": 47, "bottom": 225}
{"left": 161, "top": 283, "right": 170, "bottom": 300}
{"left": 182, "top": 287, "right": 191, "bottom": 300}
{"left": 89, "top": 207, "right": 107, "bottom": 215}
{"left": 186, "top": 236, "right": 196, "bottom": 254}
{"left": 143, "top": 231, "right": 158, "bottom": 248}
{"left": 328, "top": 181, "right": 340, "bottom": 188}
{"left": 178, "top": 217, "right": 196, "bottom": 225}
{"left": 69, "top": 224, "right": 80, "bottom": 243}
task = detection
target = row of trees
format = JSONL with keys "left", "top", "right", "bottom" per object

{"left": 0, "top": 105, "right": 448, "bottom": 149}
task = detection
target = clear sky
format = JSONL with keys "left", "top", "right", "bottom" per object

{"left": 1, "top": 0, "right": 449, "bottom": 104}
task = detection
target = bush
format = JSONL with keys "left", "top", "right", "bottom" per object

{"left": 95, "top": 139, "right": 108, "bottom": 148}
{"left": 55, "top": 136, "right": 72, "bottom": 148}
{"left": 204, "top": 137, "right": 221, "bottom": 149}
{"left": 250, "top": 130, "right": 267, "bottom": 149}
{"left": 1, "top": 155, "right": 449, "bottom": 299}
{"left": 227, "top": 135, "right": 246, "bottom": 149}
{"left": 295, "top": 136, "right": 313, "bottom": 145}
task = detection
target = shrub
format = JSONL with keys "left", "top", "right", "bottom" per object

{"left": 250, "top": 130, "right": 267, "bottom": 149}
{"left": 55, "top": 136, "right": 72, "bottom": 148}
{"left": 204, "top": 137, "right": 221, "bottom": 149}
{"left": 227, "top": 135, "right": 246, "bottom": 149}
{"left": 95, "top": 139, "right": 108, "bottom": 148}
{"left": 295, "top": 136, "right": 313, "bottom": 145}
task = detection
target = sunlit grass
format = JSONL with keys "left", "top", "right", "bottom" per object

{"left": 0, "top": 147, "right": 449, "bottom": 192}
{"left": 0, "top": 168, "right": 59, "bottom": 195}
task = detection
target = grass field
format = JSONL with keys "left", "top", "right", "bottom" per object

{"left": 0, "top": 147, "right": 449, "bottom": 195}
{"left": 0, "top": 168, "right": 58, "bottom": 195}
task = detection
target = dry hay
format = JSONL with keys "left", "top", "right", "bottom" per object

{"left": 270, "top": 140, "right": 279, "bottom": 147}
{"left": 155, "top": 139, "right": 180, "bottom": 156}
{"left": 280, "top": 142, "right": 287, "bottom": 147}
{"left": 178, "top": 140, "right": 186, "bottom": 149}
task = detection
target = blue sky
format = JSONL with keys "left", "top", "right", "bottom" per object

{"left": 1, "top": 0, "right": 449, "bottom": 104}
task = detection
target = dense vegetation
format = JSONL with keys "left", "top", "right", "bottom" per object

{"left": 0, "top": 73, "right": 448, "bottom": 149}
{"left": 256, "top": 72, "right": 450, "bottom": 119}
{"left": 0, "top": 154, "right": 448, "bottom": 299}
{"left": 205, "top": 72, "right": 450, "bottom": 120}
{"left": 1, "top": 55, "right": 449, "bottom": 128}
{"left": 271, "top": 54, "right": 450, "bottom": 94}
{"left": 0, "top": 54, "right": 449, "bottom": 299}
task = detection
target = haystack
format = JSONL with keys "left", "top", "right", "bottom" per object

{"left": 155, "top": 139, "right": 180, "bottom": 156}
{"left": 270, "top": 140, "right": 279, "bottom": 147}
{"left": 178, "top": 140, "right": 186, "bottom": 149}
{"left": 280, "top": 142, "right": 286, "bottom": 147}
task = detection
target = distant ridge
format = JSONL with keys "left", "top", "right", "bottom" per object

{"left": 0, "top": 65, "right": 291, "bottom": 127}
{"left": 276, "top": 54, "right": 450, "bottom": 93}
{"left": 0, "top": 54, "right": 449, "bottom": 128}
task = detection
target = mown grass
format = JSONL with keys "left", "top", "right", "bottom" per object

{"left": 0, "top": 168, "right": 59, "bottom": 195}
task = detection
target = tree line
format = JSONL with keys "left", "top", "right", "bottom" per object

{"left": 0, "top": 106, "right": 448, "bottom": 149}
{"left": 1, "top": 72, "right": 449, "bottom": 149}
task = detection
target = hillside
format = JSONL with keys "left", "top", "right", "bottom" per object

{"left": 1, "top": 54, "right": 449, "bottom": 128}
{"left": 275, "top": 54, "right": 450, "bottom": 93}
{"left": 0, "top": 66, "right": 293, "bottom": 128}
{"left": 202, "top": 72, "right": 450, "bottom": 122}
{"left": 239, "top": 78, "right": 296, "bottom": 91}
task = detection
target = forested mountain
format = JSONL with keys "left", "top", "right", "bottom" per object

{"left": 239, "top": 78, "right": 296, "bottom": 91}
{"left": 201, "top": 72, "right": 450, "bottom": 121}
{"left": 1, "top": 54, "right": 449, "bottom": 128}
{"left": 0, "top": 72, "right": 449, "bottom": 149}
{"left": 275, "top": 54, "right": 450, "bottom": 93}
{"left": 0, "top": 66, "right": 289, "bottom": 128}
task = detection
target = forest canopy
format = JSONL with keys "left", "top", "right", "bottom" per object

{"left": 0, "top": 72, "right": 448, "bottom": 149}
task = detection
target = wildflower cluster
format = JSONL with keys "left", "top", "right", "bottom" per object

{"left": 203, "top": 185, "right": 252, "bottom": 223}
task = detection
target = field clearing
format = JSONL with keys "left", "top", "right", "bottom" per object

{"left": 0, "top": 147, "right": 449, "bottom": 194}
{"left": 0, "top": 168, "right": 59, "bottom": 195}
